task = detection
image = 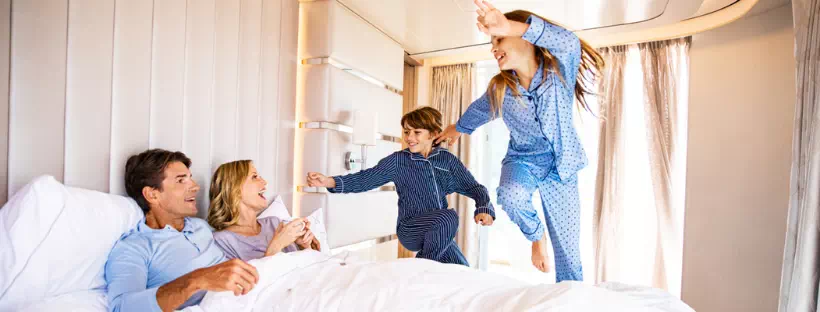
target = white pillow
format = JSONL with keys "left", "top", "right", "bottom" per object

{"left": 258, "top": 195, "right": 329, "bottom": 255}
{"left": 0, "top": 175, "right": 143, "bottom": 310}
{"left": 259, "top": 194, "right": 291, "bottom": 221}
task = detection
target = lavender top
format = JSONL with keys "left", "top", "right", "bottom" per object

{"left": 212, "top": 216, "right": 299, "bottom": 261}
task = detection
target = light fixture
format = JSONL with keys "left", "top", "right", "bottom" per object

{"left": 345, "top": 110, "right": 378, "bottom": 170}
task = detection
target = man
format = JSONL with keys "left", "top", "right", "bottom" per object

{"left": 105, "top": 149, "right": 258, "bottom": 312}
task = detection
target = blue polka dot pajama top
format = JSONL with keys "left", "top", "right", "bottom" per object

{"left": 455, "top": 15, "right": 586, "bottom": 282}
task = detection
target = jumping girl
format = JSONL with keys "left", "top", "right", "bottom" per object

{"left": 435, "top": 0, "right": 603, "bottom": 282}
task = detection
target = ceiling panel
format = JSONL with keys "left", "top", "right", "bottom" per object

{"left": 690, "top": 0, "right": 738, "bottom": 18}
{"left": 336, "top": 0, "right": 778, "bottom": 56}
{"left": 338, "top": 0, "right": 670, "bottom": 54}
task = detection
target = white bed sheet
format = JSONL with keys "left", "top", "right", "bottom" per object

{"left": 199, "top": 250, "right": 694, "bottom": 312}
{"left": 11, "top": 289, "right": 108, "bottom": 312}
{"left": 15, "top": 252, "right": 693, "bottom": 312}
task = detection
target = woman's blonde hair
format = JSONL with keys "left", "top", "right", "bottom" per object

{"left": 487, "top": 10, "right": 604, "bottom": 117}
{"left": 207, "top": 160, "right": 252, "bottom": 231}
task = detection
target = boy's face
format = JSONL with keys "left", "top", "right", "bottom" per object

{"left": 403, "top": 124, "right": 436, "bottom": 154}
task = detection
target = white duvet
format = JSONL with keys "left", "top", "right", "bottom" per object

{"left": 198, "top": 250, "right": 694, "bottom": 312}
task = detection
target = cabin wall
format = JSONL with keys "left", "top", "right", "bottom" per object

{"left": 683, "top": 3, "right": 795, "bottom": 312}
{"left": 0, "top": 0, "right": 299, "bottom": 217}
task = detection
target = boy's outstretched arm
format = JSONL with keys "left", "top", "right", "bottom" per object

{"left": 315, "top": 153, "right": 397, "bottom": 193}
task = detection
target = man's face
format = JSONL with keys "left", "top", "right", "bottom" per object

{"left": 151, "top": 161, "right": 200, "bottom": 218}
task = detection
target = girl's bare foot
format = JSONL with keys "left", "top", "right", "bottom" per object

{"left": 531, "top": 233, "right": 550, "bottom": 273}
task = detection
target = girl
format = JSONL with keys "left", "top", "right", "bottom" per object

{"left": 435, "top": 1, "right": 603, "bottom": 282}
{"left": 307, "top": 107, "right": 494, "bottom": 266}
{"left": 208, "top": 160, "right": 321, "bottom": 261}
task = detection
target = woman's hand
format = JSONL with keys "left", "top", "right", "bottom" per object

{"left": 474, "top": 0, "right": 528, "bottom": 37}
{"left": 434, "top": 125, "right": 462, "bottom": 146}
{"left": 295, "top": 230, "right": 321, "bottom": 251}
{"left": 307, "top": 172, "right": 335, "bottom": 188}
{"left": 265, "top": 219, "right": 307, "bottom": 257}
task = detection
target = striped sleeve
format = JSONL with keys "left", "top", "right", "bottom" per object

{"left": 327, "top": 153, "right": 397, "bottom": 193}
{"left": 446, "top": 154, "right": 495, "bottom": 219}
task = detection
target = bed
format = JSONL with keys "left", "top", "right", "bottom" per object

{"left": 0, "top": 175, "right": 694, "bottom": 312}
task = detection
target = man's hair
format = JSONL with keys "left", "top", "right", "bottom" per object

{"left": 124, "top": 149, "right": 192, "bottom": 213}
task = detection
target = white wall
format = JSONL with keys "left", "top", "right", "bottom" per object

{"left": 683, "top": 4, "right": 795, "bottom": 312}
{"left": 0, "top": 0, "right": 298, "bottom": 217}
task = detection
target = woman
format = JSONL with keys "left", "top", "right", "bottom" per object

{"left": 208, "top": 160, "right": 320, "bottom": 261}
{"left": 434, "top": 0, "right": 603, "bottom": 282}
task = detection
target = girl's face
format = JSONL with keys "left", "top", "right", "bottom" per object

{"left": 403, "top": 124, "right": 436, "bottom": 154}
{"left": 491, "top": 35, "right": 534, "bottom": 71}
{"left": 240, "top": 163, "right": 268, "bottom": 213}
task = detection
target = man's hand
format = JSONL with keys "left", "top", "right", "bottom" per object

{"left": 189, "top": 259, "right": 260, "bottom": 296}
{"left": 156, "top": 259, "right": 259, "bottom": 311}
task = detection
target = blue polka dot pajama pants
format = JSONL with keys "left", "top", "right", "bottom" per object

{"left": 496, "top": 156, "right": 583, "bottom": 282}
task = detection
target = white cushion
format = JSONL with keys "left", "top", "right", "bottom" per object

{"left": 259, "top": 194, "right": 291, "bottom": 221}
{"left": 258, "top": 195, "right": 329, "bottom": 255}
{"left": 0, "top": 175, "right": 143, "bottom": 310}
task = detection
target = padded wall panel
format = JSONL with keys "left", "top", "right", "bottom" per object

{"left": 236, "top": 0, "right": 263, "bottom": 162}
{"left": 259, "top": 0, "right": 284, "bottom": 202}
{"left": 182, "top": 0, "right": 216, "bottom": 217}
{"left": 149, "top": 0, "right": 186, "bottom": 151}
{"left": 298, "top": 0, "right": 404, "bottom": 91}
{"left": 275, "top": 0, "right": 299, "bottom": 207}
{"left": 64, "top": 0, "right": 115, "bottom": 192}
{"left": 297, "top": 191, "right": 399, "bottom": 249}
{"left": 299, "top": 64, "right": 403, "bottom": 137}
{"left": 8, "top": 0, "right": 68, "bottom": 196}
{"left": 4, "top": 0, "right": 297, "bottom": 213}
{"left": 211, "top": 0, "right": 241, "bottom": 169}
{"left": 295, "top": 0, "right": 405, "bottom": 247}
{"left": 109, "top": 0, "right": 153, "bottom": 195}
{"left": 0, "top": 0, "right": 9, "bottom": 205}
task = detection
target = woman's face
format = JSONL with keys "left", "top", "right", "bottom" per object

{"left": 491, "top": 35, "right": 533, "bottom": 71}
{"left": 240, "top": 163, "right": 268, "bottom": 213}
{"left": 403, "top": 124, "right": 436, "bottom": 154}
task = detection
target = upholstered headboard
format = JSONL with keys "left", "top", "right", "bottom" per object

{"left": 0, "top": 0, "right": 299, "bottom": 218}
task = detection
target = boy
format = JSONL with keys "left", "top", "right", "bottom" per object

{"left": 307, "top": 107, "right": 494, "bottom": 265}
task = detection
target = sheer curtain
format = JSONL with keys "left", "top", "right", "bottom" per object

{"left": 593, "top": 45, "right": 628, "bottom": 285}
{"left": 593, "top": 38, "right": 690, "bottom": 295}
{"left": 429, "top": 63, "right": 480, "bottom": 265}
{"left": 638, "top": 37, "right": 690, "bottom": 295}
{"left": 779, "top": 1, "right": 820, "bottom": 311}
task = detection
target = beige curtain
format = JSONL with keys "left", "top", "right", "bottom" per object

{"left": 779, "top": 1, "right": 820, "bottom": 311}
{"left": 593, "top": 45, "right": 628, "bottom": 284}
{"left": 429, "top": 63, "right": 479, "bottom": 265}
{"left": 594, "top": 38, "right": 689, "bottom": 294}
{"left": 638, "top": 37, "right": 690, "bottom": 294}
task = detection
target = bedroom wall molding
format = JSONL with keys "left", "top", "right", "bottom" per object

{"left": 301, "top": 56, "right": 403, "bottom": 96}
{"left": 298, "top": 121, "right": 402, "bottom": 143}
{"left": 297, "top": 185, "right": 396, "bottom": 193}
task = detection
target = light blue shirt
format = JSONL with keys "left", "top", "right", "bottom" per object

{"left": 456, "top": 15, "right": 587, "bottom": 183}
{"left": 104, "top": 217, "right": 226, "bottom": 312}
